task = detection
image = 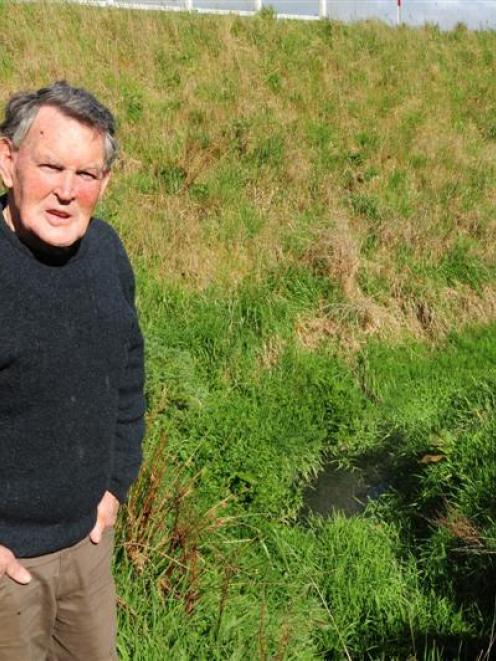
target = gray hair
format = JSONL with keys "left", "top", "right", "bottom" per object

{"left": 0, "top": 81, "right": 118, "bottom": 170}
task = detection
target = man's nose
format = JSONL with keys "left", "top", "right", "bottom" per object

{"left": 54, "top": 171, "right": 76, "bottom": 202}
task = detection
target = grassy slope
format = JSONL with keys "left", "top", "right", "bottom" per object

{"left": 1, "top": 4, "right": 496, "bottom": 658}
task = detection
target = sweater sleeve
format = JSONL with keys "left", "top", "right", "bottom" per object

{"left": 108, "top": 237, "right": 146, "bottom": 503}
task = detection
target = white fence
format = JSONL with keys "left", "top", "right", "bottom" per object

{"left": 82, "top": 0, "right": 496, "bottom": 30}
{"left": 88, "top": 0, "right": 328, "bottom": 21}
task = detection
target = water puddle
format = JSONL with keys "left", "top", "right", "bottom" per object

{"left": 301, "top": 454, "right": 398, "bottom": 518}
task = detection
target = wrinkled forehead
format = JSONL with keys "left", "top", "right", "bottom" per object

{"left": 21, "top": 105, "right": 107, "bottom": 167}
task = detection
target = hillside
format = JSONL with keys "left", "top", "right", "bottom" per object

{"left": 1, "top": 4, "right": 496, "bottom": 658}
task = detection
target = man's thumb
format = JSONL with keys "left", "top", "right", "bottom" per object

{"left": 7, "top": 560, "right": 31, "bottom": 585}
{"left": 89, "top": 523, "right": 103, "bottom": 544}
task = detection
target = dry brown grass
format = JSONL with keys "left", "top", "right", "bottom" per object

{"left": 435, "top": 505, "right": 483, "bottom": 548}
{"left": 304, "top": 213, "right": 361, "bottom": 300}
{"left": 296, "top": 282, "right": 496, "bottom": 354}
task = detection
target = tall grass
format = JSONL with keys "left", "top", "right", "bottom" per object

{"left": 2, "top": 3, "right": 496, "bottom": 657}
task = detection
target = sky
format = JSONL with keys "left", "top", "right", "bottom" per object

{"left": 131, "top": 0, "right": 496, "bottom": 31}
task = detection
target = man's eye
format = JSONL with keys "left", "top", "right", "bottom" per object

{"left": 40, "top": 164, "right": 62, "bottom": 172}
{"left": 78, "top": 171, "right": 97, "bottom": 181}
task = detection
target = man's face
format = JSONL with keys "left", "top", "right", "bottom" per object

{"left": 0, "top": 105, "right": 111, "bottom": 248}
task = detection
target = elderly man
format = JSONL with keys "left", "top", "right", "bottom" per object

{"left": 0, "top": 82, "right": 145, "bottom": 660}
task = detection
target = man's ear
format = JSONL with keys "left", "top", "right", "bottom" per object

{"left": 0, "top": 137, "right": 15, "bottom": 189}
{"left": 98, "top": 169, "right": 111, "bottom": 201}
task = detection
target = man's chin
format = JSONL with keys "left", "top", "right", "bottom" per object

{"left": 36, "top": 214, "right": 90, "bottom": 248}
{"left": 37, "top": 227, "right": 84, "bottom": 250}
{"left": 38, "top": 237, "right": 78, "bottom": 251}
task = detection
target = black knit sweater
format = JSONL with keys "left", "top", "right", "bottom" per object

{"left": 0, "top": 196, "right": 145, "bottom": 558}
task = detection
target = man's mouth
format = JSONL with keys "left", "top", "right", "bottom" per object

{"left": 47, "top": 209, "right": 71, "bottom": 219}
{"left": 46, "top": 209, "right": 73, "bottom": 225}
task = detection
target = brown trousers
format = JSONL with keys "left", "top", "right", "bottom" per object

{"left": 0, "top": 528, "right": 118, "bottom": 661}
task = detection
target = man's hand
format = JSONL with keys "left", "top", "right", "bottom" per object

{"left": 0, "top": 544, "right": 31, "bottom": 584}
{"left": 89, "top": 491, "right": 119, "bottom": 545}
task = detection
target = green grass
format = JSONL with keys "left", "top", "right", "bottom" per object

{"left": 2, "top": 3, "right": 496, "bottom": 658}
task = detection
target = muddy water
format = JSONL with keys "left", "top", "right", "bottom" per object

{"left": 301, "top": 456, "right": 395, "bottom": 518}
